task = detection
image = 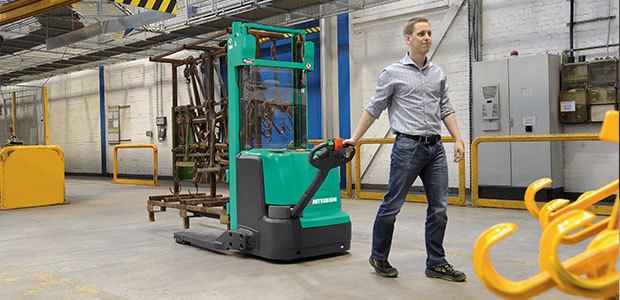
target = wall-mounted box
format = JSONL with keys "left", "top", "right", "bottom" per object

{"left": 589, "top": 58, "right": 618, "bottom": 86}
{"left": 590, "top": 104, "right": 618, "bottom": 122}
{"left": 561, "top": 62, "right": 589, "bottom": 89}
{"left": 559, "top": 89, "right": 589, "bottom": 124}
{"left": 589, "top": 86, "right": 617, "bottom": 105}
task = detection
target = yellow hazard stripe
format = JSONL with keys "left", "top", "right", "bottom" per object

{"left": 113, "top": 0, "right": 176, "bottom": 15}
{"left": 306, "top": 26, "right": 320, "bottom": 33}
{"left": 258, "top": 26, "right": 321, "bottom": 43}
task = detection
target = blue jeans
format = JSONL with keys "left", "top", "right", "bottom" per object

{"left": 371, "top": 135, "right": 449, "bottom": 268}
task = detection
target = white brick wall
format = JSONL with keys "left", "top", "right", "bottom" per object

{"left": 104, "top": 59, "right": 174, "bottom": 176}
{"left": 350, "top": 0, "right": 619, "bottom": 192}
{"left": 46, "top": 69, "right": 102, "bottom": 173}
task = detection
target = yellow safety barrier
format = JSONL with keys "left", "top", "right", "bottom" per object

{"left": 113, "top": 144, "right": 158, "bottom": 186}
{"left": 0, "top": 145, "right": 65, "bottom": 210}
{"left": 599, "top": 110, "right": 618, "bottom": 144}
{"left": 309, "top": 139, "right": 353, "bottom": 199}
{"left": 353, "top": 137, "right": 466, "bottom": 206}
{"left": 471, "top": 133, "right": 613, "bottom": 215}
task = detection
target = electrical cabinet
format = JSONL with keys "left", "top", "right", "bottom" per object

{"left": 156, "top": 116, "right": 167, "bottom": 141}
{"left": 588, "top": 58, "right": 618, "bottom": 123}
{"left": 559, "top": 57, "right": 618, "bottom": 123}
{"left": 560, "top": 89, "right": 589, "bottom": 123}
{"left": 473, "top": 54, "right": 564, "bottom": 192}
{"left": 561, "top": 62, "right": 589, "bottom": 88}
{"left": 589, "top": 58, "right": 618, "bottom": 86}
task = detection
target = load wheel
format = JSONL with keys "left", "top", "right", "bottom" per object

{"left": 174, "top": 236, "right": 190, "bottom": 245}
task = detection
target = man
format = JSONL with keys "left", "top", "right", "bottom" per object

{"left": 343, "top": 17, "right": 466, "bottom": 282}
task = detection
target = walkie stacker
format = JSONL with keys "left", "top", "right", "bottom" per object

{"left": 173, "top": 22, "right": 355, "bottom": 260}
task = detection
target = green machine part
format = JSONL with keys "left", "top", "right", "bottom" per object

{"left": 226, "top": 22, "right": 348, "bottom": 231}
{"left": 242, "top": 149, "right": 350, "bottom": 228}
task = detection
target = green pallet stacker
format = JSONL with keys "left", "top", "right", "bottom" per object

{"left": 173, "top": 22, "right": 355, "bottom": 260}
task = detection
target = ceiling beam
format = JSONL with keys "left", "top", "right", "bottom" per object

{"left": 0, "top": 0, "right": 80, "bottom": 26}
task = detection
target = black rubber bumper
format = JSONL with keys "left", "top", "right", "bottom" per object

{"left": 250, "top": 217, "right": 351, "bottom": 261}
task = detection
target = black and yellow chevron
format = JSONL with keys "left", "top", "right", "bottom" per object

{"left": 113, "top": 0, "right": 177, "bottom": 15}
{"left": 304, "top": 26, "right": 320, "bottom": 34}
{"left": 258, "top": 26, "right": 321, "bottom": 43}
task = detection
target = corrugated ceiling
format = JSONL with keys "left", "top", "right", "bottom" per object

{"left": 0, "top": 0, "right": 401, "bottom": 83}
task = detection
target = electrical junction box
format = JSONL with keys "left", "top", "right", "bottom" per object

{"left": 589, "top": 86, "right": 617, "bottom": 105}
{"left": 156, "top": 116, "right": 167, "bottom": 126}
{"left": 481, "top": 85, "right": 501, "bottom": 131}
{"left": 560, "top": 89, "right": 589, "bottom": 124}
{"left": 473, "top": 54, "right": 563, "bottom": 192}
{"left": 156, "top": 116, "right": 167, "bottom": 141}
{"left": 587, "top": 58, "right": 618, "bottom": 123}
{"left": 590, "top": 104, "right": 618, "bottom": 122}
{"left": 588, "top": 58, "right": 618, "bottom": 86}
{"left": 560, "top": 57, "right": 618, "bottom": 123}
{"left": 561, "top": 62, "right": 589, "bottom": 89}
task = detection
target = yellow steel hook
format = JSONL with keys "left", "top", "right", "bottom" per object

{"left": 538, "top": 197, "right": 610, "bottom": 245}
{"left": 539, "top": 210, "right": 619, "bottom": 298}
{"left": 473, "top": 222, "right": 619, "bottom": 299}
{"left": 473, "top": 223, "right": 555, "bottom": 300}
{"left": 524, "top": 182, "right": 614, "bottom": 244}
{"left": 607, "top": 195, "right": 619, "bottom": 231}
{"left": 524, "top": 178, "right": 552, "bottom": 220}
{"left": 549, "top": 179, "right": 619, "bottom": 224}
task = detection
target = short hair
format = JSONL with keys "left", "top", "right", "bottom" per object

{"left": 403, "top": 17, "right": 430, "bottom": 35}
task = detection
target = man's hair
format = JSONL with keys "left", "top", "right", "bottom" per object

{"left": 403, "top": 17, "right": 430, "bottom": 35}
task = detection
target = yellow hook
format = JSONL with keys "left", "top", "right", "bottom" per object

{"left": 607, "top": 195, "right": 619, "bottom": 231}
{"left": 538, "top": 198, "right": 571, "bottom": 228}
{"left": 473, "top": 222, "right": 618, "bottom": 299}
{"left": 585, "top": 221, "right": 618, "bottom": 279}
{"left": 538, "top": 198, "right": 610, "bottom": 245}
{"left": 539, "top": 210, "right": 619, "bottom": 298}
{"left": 524, "top": 178, "right": 553, "bottom": 220}
{"left": 548, "top": 180, "right": 619, "bottom": 223}
{"left": 473, "top": 223, "right": 555, "bottom": 299}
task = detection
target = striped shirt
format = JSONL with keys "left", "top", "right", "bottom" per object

{"left": 365, "top": 54, "right": 455, "bottom": 136}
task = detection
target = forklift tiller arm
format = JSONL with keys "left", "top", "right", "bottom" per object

{"left": 290, "top": 138, "right": 355, "bottom": 218}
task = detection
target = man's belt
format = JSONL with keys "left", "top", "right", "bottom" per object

{"left": 395, "top": 132, "right": 441, "bottom": 144}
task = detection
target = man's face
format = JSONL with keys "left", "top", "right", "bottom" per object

{"left": 405, "top": 22, "right": 432, "bottom": 56}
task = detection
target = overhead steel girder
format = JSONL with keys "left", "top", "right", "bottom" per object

{"left": 0, "top": 0, "right": 81, "bottom": 26}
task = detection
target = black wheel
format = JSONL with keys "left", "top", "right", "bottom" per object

{"left": 174, "top": 236, "right": 189, "bottom": 245}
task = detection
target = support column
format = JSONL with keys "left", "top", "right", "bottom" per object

{"left": 99, "top": 66, "right": 107, "bottom": 176}
{"left": 337, "top": 13, "right": 351, "bottom": 187}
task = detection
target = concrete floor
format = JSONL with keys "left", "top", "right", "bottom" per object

{"left": 0, "top": 177, "right": 595, "bottom": 299}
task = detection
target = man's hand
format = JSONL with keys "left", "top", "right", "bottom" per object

{"left": 343, "top": 138, "right": 357, "bottom": 149}
{"left": 453, "top": 140, "right": 465, "bottom": 163}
